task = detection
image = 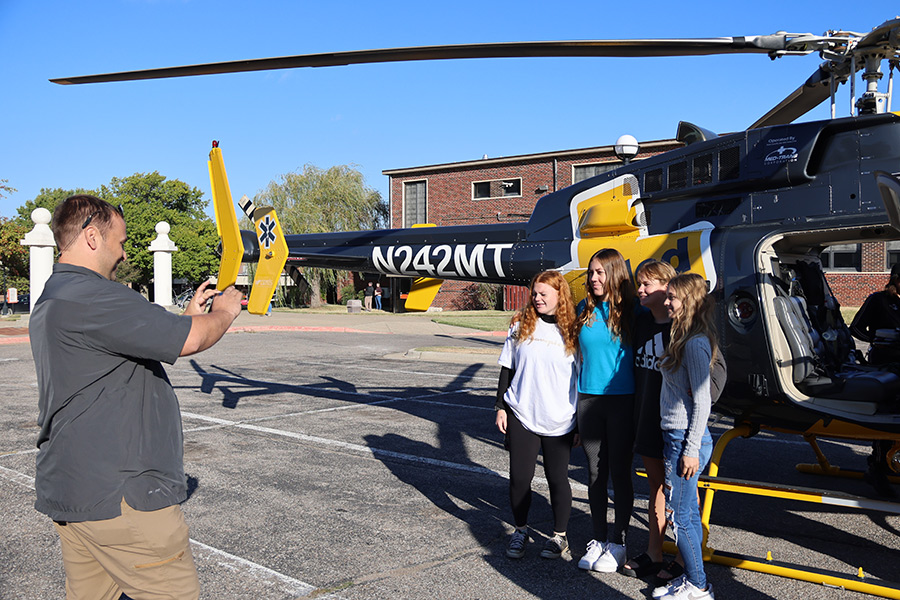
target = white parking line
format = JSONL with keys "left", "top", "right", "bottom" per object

{"left": 190, "top": 540, "right": 323, "bottom": 598}
{"left": 0, "top": 463, "right": 335, "bottom": 598}
{"left": 180, "top": 411, "right": 587, "bottom": 492}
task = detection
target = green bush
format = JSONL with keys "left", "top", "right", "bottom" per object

{"left": 339, "top": 284, "right": 356, "bottom": 305}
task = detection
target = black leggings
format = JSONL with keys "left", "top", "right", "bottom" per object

{"left": 506, "top": 408, "right": 575, "bottom": 533}
{"left": 577, "top": 393, "right": 635, "bottom": 544}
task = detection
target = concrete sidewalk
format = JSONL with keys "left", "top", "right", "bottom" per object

{"left": 2, "top": 308, "right": 507, "bottom": 337}
{"left": 228, "top": 308, "right": 507, "bottom": 337}
{"left": 0, "top": 309, "right": 508, "bottom": 363}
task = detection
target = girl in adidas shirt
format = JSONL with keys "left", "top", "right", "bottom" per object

{"left": 622, "top": 260, "right": 678, "bottom": 581}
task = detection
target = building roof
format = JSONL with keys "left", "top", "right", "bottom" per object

{"left": 382, "top": 138, "right": 681, "bottom": 176}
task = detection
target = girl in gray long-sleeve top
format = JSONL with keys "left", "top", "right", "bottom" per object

{"left": 654, "top": 273, "right": 717, "bottom": 600}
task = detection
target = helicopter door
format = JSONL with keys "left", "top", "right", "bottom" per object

{"left": 875, "top": 171, "right": 900, "bottom": 231}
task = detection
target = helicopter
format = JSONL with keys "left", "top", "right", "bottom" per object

{"left": 52, "top": 18, "right": 900, "bottom": 597}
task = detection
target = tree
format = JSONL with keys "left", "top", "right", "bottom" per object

{"left": 254, "top": 164, "right": 387, "bottom": 306}
{"left": 0, "top": 217, "right": 30, "bottom": 294}
{"left": 98, "top": 172, "right": 219, "bottom": 292}
{"left": 14, "top": 188, "right": 94, "bottom": 226}
{"left": 0, "top": 179, "right": 16, "bottom": 201}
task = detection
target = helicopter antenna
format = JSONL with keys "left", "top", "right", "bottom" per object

{"left": 886, "top": 59, "right": 896, "bottom": 112}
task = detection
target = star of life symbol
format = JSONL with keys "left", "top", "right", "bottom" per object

{"left": 258, "top": 215, "right": 277, "bottom": 249}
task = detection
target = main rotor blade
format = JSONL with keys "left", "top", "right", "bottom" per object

{"left": 749, "top": 64, "right": 838, "bottom": 129}
{"left": 50, "top": 37, "right": 791, "bottom": 85}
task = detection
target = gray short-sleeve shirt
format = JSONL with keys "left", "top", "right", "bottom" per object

{"left": 30, "top": 264, "right": 193, "bottom": 522}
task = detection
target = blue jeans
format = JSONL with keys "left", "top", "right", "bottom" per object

{"left": 663, "top": 428, "right": 713, "bottom": 590}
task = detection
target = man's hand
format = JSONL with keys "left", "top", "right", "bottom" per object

{"left": 210, "top": 285, "right": 243, "bottom": 319}
{"left": 183, "top": 280, "right": 219, "bottom": 316}
{"left": 180, "top": 285, "right": 244, "bottom": 357}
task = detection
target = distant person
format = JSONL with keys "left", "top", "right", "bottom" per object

{"left": 30, "top": 195, "right": 243, "bottom": 600}
{"left": 495, "top": 271, "right": 578, "bottom": 560}
{"left": 374, "top": 283, "right": 383, "bottom": 310}
{"left": 652, "top": 273, "right": 717, "bottom": 600}
{"left": 364, "top": 281, "right": 374, "bottom": 311}
{"left": 849, "top": 265, "right": 900, "bottom": 497}
{"left": 575, "top": 248, "right": 637, "bottom": 573}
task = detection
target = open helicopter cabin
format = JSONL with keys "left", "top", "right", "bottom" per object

{"left": 383, "top": 137, "right": 896, "bottom": 311}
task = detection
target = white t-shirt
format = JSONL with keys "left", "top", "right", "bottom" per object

{"left": 498, "top": 318, "right": 578, "bottom": 436}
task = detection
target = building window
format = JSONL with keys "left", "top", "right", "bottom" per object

{"left": 887, "top": 241, "right": 900, "bottom": 270}
{"left": 821, "top": 243, "right": 861, "bottom": 271}
{"left": 403, "top": 180, "right": 427, "bottom": 228}
{"left": 573, "top": 163, "right": 618, "bottom": 183}
{"left": 472, "top": 178, "right": 522, "bottom": 200}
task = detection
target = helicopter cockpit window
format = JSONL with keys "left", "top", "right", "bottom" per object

{"left": 719, "top": 146, "right": 740, "bottom": 181}
{"left": 644, "top": 168, "right": 663, "bottom": 193}
{"left": 821, "top": 244, "right": 861, "bottom": 271}
{"left": 668, "top": 161, "right": 688, "bottom": 189}
{"left": 692, "top": 154, "right": 713, "bottom": 185}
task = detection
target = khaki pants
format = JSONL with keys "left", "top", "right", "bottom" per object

{"left": 54, "top": 498, "right": 199, "bottom": 600}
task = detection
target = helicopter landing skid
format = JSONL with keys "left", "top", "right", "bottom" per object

{"left": 658, "top": 425, "right": 900, "bottom": 599}
{"left": 795, "top": 434, "right": 900, "bottom": 485}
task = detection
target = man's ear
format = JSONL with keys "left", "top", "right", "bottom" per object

{"left": 84, "top": 226, "right": 101, "bottom": 251}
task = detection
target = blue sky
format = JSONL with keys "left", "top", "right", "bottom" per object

{"left": 1, "top": 1, "right": 896, "bottom": 220}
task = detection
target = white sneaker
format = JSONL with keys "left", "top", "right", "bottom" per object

{"left": 592, "top": 542, "right": 626, "bottom": 573}
{"left": 578, "top": 539, "right": 606, "bottom": 570}
{"left": 660, "top": 579, "right": 714, "bottom": 600}
{"left": 653, "top": 574, "right": 686, "bottom": 599}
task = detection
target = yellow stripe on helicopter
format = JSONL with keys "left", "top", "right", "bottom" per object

{"left": 209, "top": 146, "right": 244, "bottom": 291}
{"left": 404, "top": 223, "right": 443, "bottom": 311}
{"left": 565, "top": 174, "right": 717, "bottom": 295}
{"left": 209, "top": 145, "right": 287, "bottom": 314}
{"left": 247, "top": 206, "right": 288, "bottom": 315}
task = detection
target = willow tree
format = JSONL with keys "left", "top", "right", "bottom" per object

{"left": 254, "top": 164, "right": 387, "bottom": 306}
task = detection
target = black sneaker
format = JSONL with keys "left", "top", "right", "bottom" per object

{"left": 540, "top": 534, "right": 569, "bottom": 559}
{"left": 506, "top": 529, "right": 529, "bottom": 559}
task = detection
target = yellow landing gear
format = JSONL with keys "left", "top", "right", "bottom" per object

{"left": 796, "top": 434, "right": 900, "bottom": 484}
{"left": 660, "top": 425, "right": 900, "bottom": 598}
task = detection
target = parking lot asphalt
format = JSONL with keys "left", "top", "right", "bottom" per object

{"left": 1, "top": 309, "right": 899, "bottom": 599}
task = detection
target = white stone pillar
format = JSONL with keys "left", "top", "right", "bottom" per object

{"left": 149, "top": 222, "right": 178, "bottom": 307}
{"left": 20, "top": 208, "right": 56, "bottom": 312}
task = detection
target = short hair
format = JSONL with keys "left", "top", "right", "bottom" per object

{"left": 635, "top": 259, "right": 677, "bottom": 284}
{"left": 52, "top": 195, "right": 121, "bottom": 250}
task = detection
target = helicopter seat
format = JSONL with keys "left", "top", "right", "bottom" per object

{"left": 774, "top": 295, "right": 821, "bottom": 384}
{"left": 775, "top": 294, "right": 900, "bottom": 403}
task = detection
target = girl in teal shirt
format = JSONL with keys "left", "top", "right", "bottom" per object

{"left": 575, "top": 248, "right": 637, "bottom": 574}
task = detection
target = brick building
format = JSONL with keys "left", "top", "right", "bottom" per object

{"left": 382, "top": 139, "right": 894, "bottom": 311}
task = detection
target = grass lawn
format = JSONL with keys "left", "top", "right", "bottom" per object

{"left": 430, "top": 310, "right": 514, "bottom": 332}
